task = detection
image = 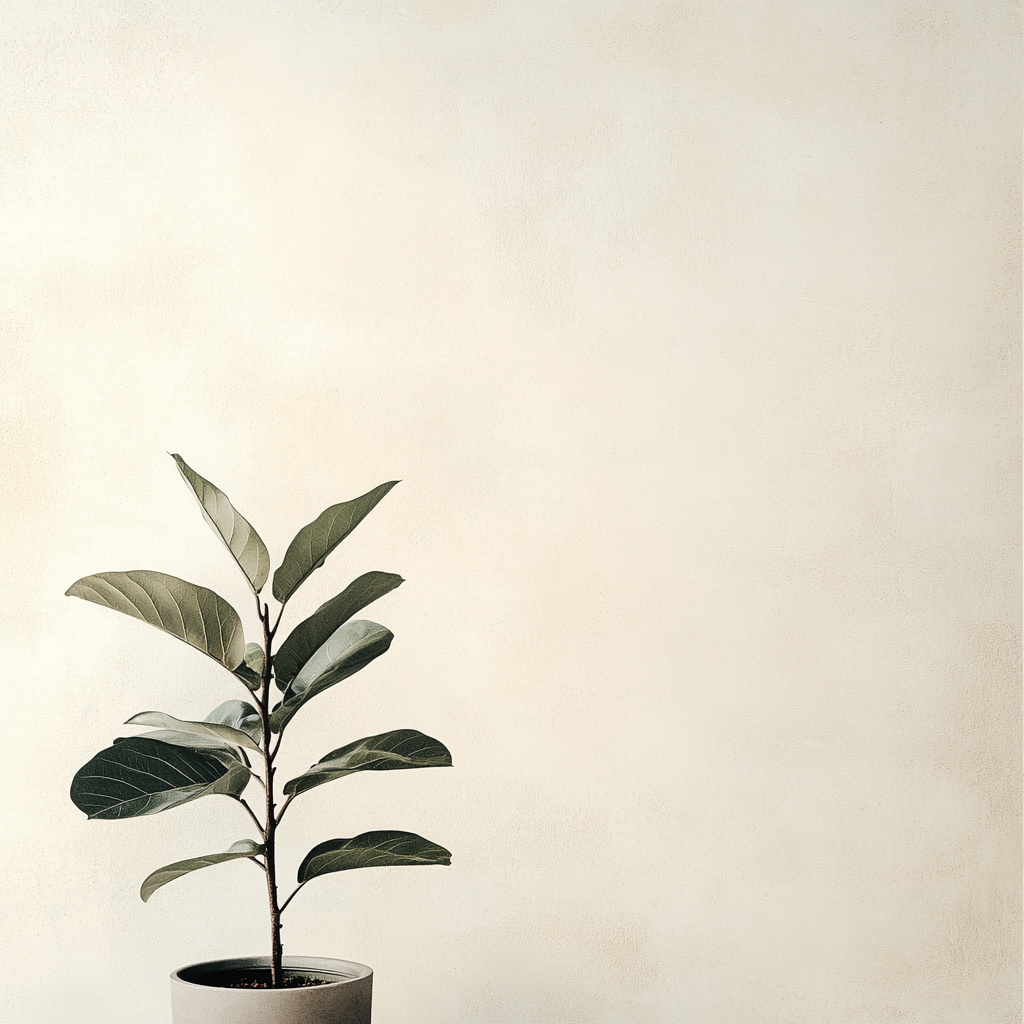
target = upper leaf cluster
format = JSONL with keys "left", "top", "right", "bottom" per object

{"left": 67, "top": 455, "right": 451, "bottom": 913}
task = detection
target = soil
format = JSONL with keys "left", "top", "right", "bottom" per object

{"left": 225, "top": 975, "right": 330, "bottom": 989}
{"left": 193, "top": 970, "right": 332, "bottom": 989}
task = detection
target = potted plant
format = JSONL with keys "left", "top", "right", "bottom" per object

{"left": 68, "top": 456, "right": 452, "bottom": 1024}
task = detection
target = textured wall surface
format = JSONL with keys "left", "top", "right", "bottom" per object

{"left": 1, "top": 3, "right": 1019, "bottom": 1022}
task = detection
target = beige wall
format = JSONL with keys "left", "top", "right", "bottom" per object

{"left": 1, "top": 2, "right": 1019, "bottom": 1022}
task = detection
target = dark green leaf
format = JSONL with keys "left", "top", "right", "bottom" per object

{"left": 171, "top": 454, "right": 270, "bottom": 594}
{"left": 125, "top": 711, "right": 260, "bottom": 751}
{"left": 298, "top": 831, "right": 451, "bottom": 883}
{"left": 272, "top": 481, "right": 399, "bottom": 605}
{"left": 141, "top": 839, "right": 264, "bottom": 902}
{"left": 66, "top": 571, "right": 245, "bottom": 670}
{"left": 283, "top": 730, "right": 451, "bottom": 798}
{"left": 274, "top": 572, "right": 404, "bottom": 690}
{"left": 269, "top": 621, "right": 393, "bottom": 733}
{"left": 70, "top": 737, "right": 250, "bottom": 819}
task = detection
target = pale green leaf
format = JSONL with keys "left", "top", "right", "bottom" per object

{"left": 274, "top": 572, "right": 404, "bottom": 690}
{"left": 283, "top": 730, "right": 451, "bottom": 798}
{"left": 70, "top": 737, "right": 250, "bottom": 819}
{"left": 171, "top": 454, "right": 270, "bottom": 593}
{"left": 125, "top": 711, "right": 260, "bottom": 751}
{"left": 204, "top": 699, "right": 262, "bottom": 742}
{"left": 269, "top": 621, "right": 393, "bottom": 733}
{"left": 66, "top": 571, "right": 245, "bottom": 670}
{"left": 298, "top": 831, "right": 451, "bottom": 883}
{"left": 272, "top": 481, "right": 399, "bottom": 605}
{"left": 130, "top": 729, "right": 242, "bottom": 757}
{"left": 141, "top": 840, "right": 264, "bottom": 902}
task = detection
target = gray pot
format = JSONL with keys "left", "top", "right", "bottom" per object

{"left": 170, "top": 956, "right": 372, "bottom": 1024}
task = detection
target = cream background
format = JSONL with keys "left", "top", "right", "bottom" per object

{"left": 1, "top": 2, "right": 1019, "bottom": 1022}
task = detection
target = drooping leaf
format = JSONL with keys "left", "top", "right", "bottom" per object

{"left": 125, "top": 711, "right": 260, "bottom": 751}
{"left": 66, "top": 571, "right": 245, "bottom": 670}
{"left": 171, "top": 454, "right": 270, "bottom": 594}
{"left": 274, "top": 572, "right": 404, "bottom": 690}
{"left": 141, "top": 839, "right": 264, "bottom": 902}
{"left": 269, "top": 621, "right": 393, "bottom": 733}
{"left": 298, "top": 831, "right": 451, "bottom": 884}
{"left": 272, "top": 481, "right": 399, "bottom": 605}
{"left": 124, "top": 729, "right": 242, "bottom": 757}
{"left": 234, "top": 643, "right": 265, "bottom": 691}
{"left": 132, "top": 701, "right": 261, "bottom": 761}
{"left": 204, "top": 699, "right": 262, "bottom": 742}
{"left": 70, "top": 737, "right": 250, "bottom": 819}
{"left": 283, "top": 730, "right": 452, "bottom": 798}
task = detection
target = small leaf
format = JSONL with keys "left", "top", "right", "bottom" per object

{"left": 141, "top": 839, "right": 264, "bottom": 902}
{"left": 234, "top": 643, "right": 265, "bottom": 691}
{"left": 269, "top": 621, "right": 393, "bottom": 733}
{"left": 204, "top": 699, "right": 262, "bottom": 742}
{"left": 275, "top": 572, "right": 404, "bottom": 690}
{"left": 298, "top": 831, "right": 451, "bottom": 884}
{"left": 243, "top": 643, "right": 265, "bottom": 678}
{"left": 66, "top": 571, "right": 245, "bottom": 670}
{"left": 125, "top": 711, "right": 260, "bottom": 752}
{"left": 284, "top": 730, "right": 452, "bottom": 798}
{"left": 234, "top": 665, "right": 260, "bottom": 690}
{"left": 171, "top": 454, "right": 270, "bottom": 594}
{"left": 272, "top": 481, "right": 399, "bottom": 605}
{"left": 71, "top": 737, "right": 250, "bottom": 819}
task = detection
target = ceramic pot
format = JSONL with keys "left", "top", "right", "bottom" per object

{"left": 170, "top": 955, "right": 372, "bottom": 1024}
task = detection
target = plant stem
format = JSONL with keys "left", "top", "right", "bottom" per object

{"left": 258, "top": 602, "right": 284, "bottom": 987}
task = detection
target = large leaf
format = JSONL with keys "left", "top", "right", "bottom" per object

{"left": 141, "top": 839, "right": 264, "bottom": 902}
{"left": 70, "top": 736, "right": 250, "bottom": 819}
{"left": 125, "top": 711, "right": 260, "bottom": 751}
{"left": 298, "top": 831, "right": 451, "bottom": 884}
{"left": 275, "top": 572, "right": 404, "bottom": 690}
{"left": 269, "top": 621, "right": 393, "bottom": 733}
{"left": 284, "top": 730, "right": 452, "bottom": 798}
{"left": 66, "top": 571, "right": 245, "bottom": 670}
{"left": 204, "top": 699, "right": 262, "bottom": 742}
{"left": 171, "top": 454, "right": 270, "bottom": 594}
{"left": 272, "top": 481, "right": 399, "bottom": 605}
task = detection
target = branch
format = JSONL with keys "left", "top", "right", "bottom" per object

{"left": 275, "top": 793, "right": 295, "bottom": 826}
{"left": 239, "top": 797, "right": 266, "bottom": 838}
{"left": 270, "top": 603, "right": 285, "bottom": 640}
{"left": 247, "top": 856, "right": 266, "bottom": 870}
{"left": 278, "top": 881, "right": 306, "bottom": 916}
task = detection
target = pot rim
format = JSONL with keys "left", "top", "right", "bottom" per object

{"left": 171, "top": 955, "right": 372, "bottom": 991}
